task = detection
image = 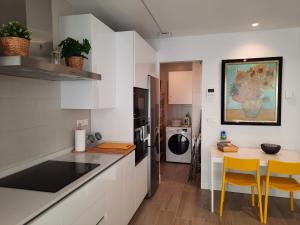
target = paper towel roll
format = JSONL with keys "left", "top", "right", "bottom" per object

{"left": 75, "top": 129, "right": 86, "bottom": 152}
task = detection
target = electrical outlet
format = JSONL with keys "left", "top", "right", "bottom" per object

{"left": 77, "top": 119, "right": 89, "bottom": 128}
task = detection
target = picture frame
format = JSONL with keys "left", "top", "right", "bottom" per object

{"left": 221, "top": 57, "right": 283, "bottom": 126}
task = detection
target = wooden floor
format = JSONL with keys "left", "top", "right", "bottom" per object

{"left": 129, "top": 162, "right": 300, "bottom": 225}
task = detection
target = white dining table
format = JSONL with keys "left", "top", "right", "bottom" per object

{"left": 210, "top": 147, "right": 300, "bottom": 212}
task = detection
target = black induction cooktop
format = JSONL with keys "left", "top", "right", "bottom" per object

{"left": 0, "top": 161, "right": 100, "bottom": 193}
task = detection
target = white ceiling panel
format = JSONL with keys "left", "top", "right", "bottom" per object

{"left": 67, "top": 0, "right": 300, "bottom": 39}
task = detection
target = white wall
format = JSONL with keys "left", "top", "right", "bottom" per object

{"left": 149, "top": 28, "right": 300, "bottom": 197}
{"left": 0, "top": 76, "right": 89, "bottom": 173}
{"left": 192, "top": 61, "right": 202, "bottom": 135}
{"left": 51, "top": 0, "right": 81, "bottom": 47}
{"left": 26, "top": 0, "right": 52, "bottom": 42}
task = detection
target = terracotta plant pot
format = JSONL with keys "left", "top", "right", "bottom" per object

{"left": 65, "top": 56, "right": 84, "bottom": 70}
{"left": 0, "top": 37, "right": 30, "bottom": 56}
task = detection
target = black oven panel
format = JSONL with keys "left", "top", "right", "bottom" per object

{"left": 134, "top": 87, "right": 148, "bottom": 119}
{"left": 134, "top": 87, "right": 149, "bottom": 165}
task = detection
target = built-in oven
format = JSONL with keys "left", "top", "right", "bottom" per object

{"left": 134, "top": 87, "right": 149, "bottom": 165}
{"left": 134, "top": 121, "right": 149, "bottom": 165}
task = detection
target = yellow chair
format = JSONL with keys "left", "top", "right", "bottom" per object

{"left": 220, "top": 157, "right": 263, "bottom": 223}
{"left": 261, "top": 160, "right": 300, "bottom": 224}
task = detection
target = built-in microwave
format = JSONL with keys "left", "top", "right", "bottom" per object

{"left": 134, "top": 87, "right": 148, "bottom": 120}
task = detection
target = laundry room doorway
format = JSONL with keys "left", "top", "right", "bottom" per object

{"left": 159, "top": 61, "right": 202, "bottom": 186}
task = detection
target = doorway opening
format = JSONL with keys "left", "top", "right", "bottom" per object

{"left": 159, "top": 61, "right": 202, "bottom": 186}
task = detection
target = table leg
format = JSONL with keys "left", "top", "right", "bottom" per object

{"left": 211, "top": 160, "right": 214, "bottom": 213}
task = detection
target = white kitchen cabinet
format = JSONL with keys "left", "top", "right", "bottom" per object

{"left": 60, "top": 81, "right": 99, "bottom": 109}
{"left": 91, "top": 31, "right": 158, "bottom": 142}
{"left": 103, "top": 151, "right": 136, "bottom": 225}
{"left": 121, "top": 151, "right": 136, "bottom": 224}
{"left": 134, "top": 32, "right": 157, "bottom": 89}
{"left": 168, "top": 71, "right": 193, "bottom": 104}
{"left": 60, "top": 14, "right": 116, "bottom": 109}
{"left": 102, "top": 161, "right": 123, "bottom": 225}
{"left": 135, "top": 156, "right": 148, "bottom": 210}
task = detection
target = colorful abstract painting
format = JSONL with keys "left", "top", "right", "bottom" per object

{"left": 221, "top": 57, "right": 282, "bottom": 125}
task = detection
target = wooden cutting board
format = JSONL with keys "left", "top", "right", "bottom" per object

{"left": 97, "top": 143, "right": 134, "bottom": 150}
{"left": 86, "top": 143, "right": 136, "bottom": 155}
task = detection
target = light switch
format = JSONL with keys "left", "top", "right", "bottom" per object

{"left": 206, "top": 88, "right": 215, "bottom": 102}
{"left": 285, "top": 90, "right": 294, "bottom": 99}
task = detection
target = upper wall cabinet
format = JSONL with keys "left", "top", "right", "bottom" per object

{"left": 168, "top": 71, "right": 193, "bottom": 104}
{"left": 60, "top": 14, "right": 116, "bottom": 109}
{"left": 134, "top": 32, "right": 157, "bottom": 89}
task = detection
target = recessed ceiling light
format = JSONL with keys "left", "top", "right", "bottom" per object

{"left": 252, "top": 23, "right": 259, "bottom": 27}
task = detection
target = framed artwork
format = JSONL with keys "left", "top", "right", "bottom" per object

{"left": 221, "top": 57, "right": 282, "bottom": 126}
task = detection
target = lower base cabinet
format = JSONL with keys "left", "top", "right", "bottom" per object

{"left": 29, "top": 151, "right": 143, "bottom": 225}
{"left": 135, "top": 157, "right": 148, "bottom": 211}
{"left": 101, "top": 161, "right": 122, "bottom": 225}
{"left": 29, "top": 163, "right": 107, "bottom": 225}
{"left": 121, "top": 151, "right": 136, "bottom": 224}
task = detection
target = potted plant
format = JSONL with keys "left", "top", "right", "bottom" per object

{"left": 58, "top": 37, "right": 91, "bottom": 70}
{"left": 0, "top": 21, "right": 31, "bottom": 56}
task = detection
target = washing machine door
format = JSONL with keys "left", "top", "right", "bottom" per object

{"left": 168, "top": 134, "right": 190, "bottom": 155}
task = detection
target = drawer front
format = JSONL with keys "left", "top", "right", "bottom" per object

{"left": 29, "top": 172, "right": 107, "bottom": 225}
{"left": 28, "top": 206, "right": 62, "bottom": 225}
{"left": 73, "top": 197, "right": 106, "bottom": 225}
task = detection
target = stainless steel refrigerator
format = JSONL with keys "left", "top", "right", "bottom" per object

{"left": 147, "top": 75, "right": 160, "bottom": 197}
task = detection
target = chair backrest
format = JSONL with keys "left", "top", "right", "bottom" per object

{"left": 267, "top": 160, "right": 300, "bottom": 175}
{"left": 223, "top": 156, "right": 260, "bottom": 172}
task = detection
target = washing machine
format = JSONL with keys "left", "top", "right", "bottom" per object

{"left": 166, "top": 126, "right": 192, "bottom": 163}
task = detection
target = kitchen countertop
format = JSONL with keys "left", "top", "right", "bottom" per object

{"left": 0, "top": 151, "right": 131, "bottom": 225}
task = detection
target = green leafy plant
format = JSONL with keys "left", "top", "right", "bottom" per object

{"left": 58, "top": 38, "right": 91, "bottom": 59}
{"left": 0, "top": 21, "right": 31, "bottom": 40}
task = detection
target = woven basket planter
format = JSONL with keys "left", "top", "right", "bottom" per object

{"left": 65, "top": 56, "right": 84, "bottom": 70}
{"left": 0, "top": 37, "right": 30, "bottom": 56}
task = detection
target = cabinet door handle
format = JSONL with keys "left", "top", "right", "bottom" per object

{"left": 135, "top": 127, "right": 143, "bottom": 142}
{"left": 96, "top": 216, "right": 105, "bottom": 225}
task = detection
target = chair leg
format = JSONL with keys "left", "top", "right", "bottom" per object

{"left": 263, "top": 185, "right": 269, "bottom": 224}
{"left": 259, "top": 180, "right": 264, "bottom": 207}
{"left": 251, "top": 186, "right": 255, "bottom": 207}
{"left": 290, "top": 192, "right": 294, "bottom": 211}
{"left": 220, "top": 181, "right": 226, "bottom": 217}
{"left": 257, "top": 184, "right": 263, "bottom": 223}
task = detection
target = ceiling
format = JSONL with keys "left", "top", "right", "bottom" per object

{"left": 67, "top": 0, "right": 300, "bottom": 39}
